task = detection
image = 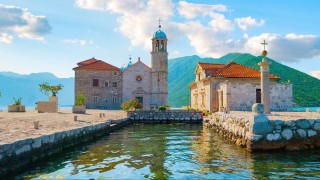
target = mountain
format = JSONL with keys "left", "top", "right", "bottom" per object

{"left": 0, "top": 72, "right": 74, "bottom": 106}
{"left": 168, "top": 53, "right": 320, "bottom": 107}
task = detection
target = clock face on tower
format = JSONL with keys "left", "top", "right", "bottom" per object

{"left": 136, "top": 75, "right": 142, "bottom": 82}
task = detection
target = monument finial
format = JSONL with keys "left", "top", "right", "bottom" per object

{"left": 129, "top": 55, "right": 132, "bottom": 63}
{"left": 261, "top": 40, "right": 268, "bottom": 57}
{"left": 158, "top": 18, "right": 162, "bottom": 29}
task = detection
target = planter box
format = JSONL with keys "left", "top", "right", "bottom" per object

{"left": 8, "top": 105, "right": 25, "bottom": 112}
{"left": 73, "top": 105, "right": 86, "bottom": 114}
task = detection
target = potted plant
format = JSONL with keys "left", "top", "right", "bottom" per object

{"left": 73, "top": 94, "right": 86, "bottom": 114}
{"left": 8, "top": 97, "right": 26, "bottom": 112}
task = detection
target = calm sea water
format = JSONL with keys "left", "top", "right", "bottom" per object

{"left": 13, "top": 124, "right": 320, "bottom": 179}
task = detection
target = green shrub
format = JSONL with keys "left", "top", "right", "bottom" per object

{"left": 13, "top": 97, "right": 22, "bottom": 105}
{"left": 75, "top": 94, "right": 86, "bottom": 106}
{"left": 158, "top": 106, "right": 166, "bottom": 110}
{"left": 121, "top": 98, "right": 143, "bottom": 111}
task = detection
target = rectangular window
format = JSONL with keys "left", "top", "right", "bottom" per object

{"left": 93, "top": 96, "right": 98, "bottom": 103}
{"left": 113, "top": 72, "right": 118, "bottom": 76}
{"left": 93, "top": 79, "right": 99, "bottom": 87}
{"left": 105, "top": 82, "right": 109, "bottom": 87}
{"left": 112, "top": 96, "right": 118, "bottom": 103}
{"left": 113, "top": 82, "right": 117, "bottom": 87}
{"left": 256, "top": 89, "right": 261, "bottom": 103}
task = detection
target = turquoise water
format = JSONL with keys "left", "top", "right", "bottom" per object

{"left": 14, "top": 124, "right": 320, "bottom": 179}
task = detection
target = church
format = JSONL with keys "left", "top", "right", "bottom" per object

{"left": 73, "top": 24, "right": 168, "bottom": 109}
{"left": 189, "top": 60, "right": 293, "bottom": 113}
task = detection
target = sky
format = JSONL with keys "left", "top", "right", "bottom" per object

{"left": 0, "top": 0, "right": 319, "bottom": 78}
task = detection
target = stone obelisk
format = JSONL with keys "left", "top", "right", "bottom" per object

{"left": 258, "top": 40, "right": 271, "bottom": 114}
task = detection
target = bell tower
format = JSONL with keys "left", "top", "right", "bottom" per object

{"left": 150, "top": 19, "right": 168, "bottom": 107}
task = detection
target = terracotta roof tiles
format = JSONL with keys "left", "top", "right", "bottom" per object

{"left": 73, "top": 58, "right": 119, "bottom": 71}
{"left": 198, "top": 61, "right": 280, "bottom": 79}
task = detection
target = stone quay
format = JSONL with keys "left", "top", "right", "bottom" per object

{"left": 205, "top": 104, "right": 320, "bottom": 151}
{"left": 127, "top": 110, "right": 203, "bottom": 124}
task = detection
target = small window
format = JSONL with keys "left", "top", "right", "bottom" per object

{"left": 136, "top": 75, "right": 142, "bottom": 82}
{"left": 93, "top": 96, "right": 98, "bottom": 103}
{"left": 112, "top": 96, "right": 118, "bottom": 103}
{"left": 113, "top": 82, "right": 118, "bottom": 87}
{"left": 105, "top": 82, "right": 109, "bottom": 87}
{"left": 113, "top": 72, "right": 118, "bottom": 76}
{"left": 93, "top": 79, "right": 99, "bottom": 87}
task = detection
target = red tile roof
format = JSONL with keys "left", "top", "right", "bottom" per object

{"left": 198, "top": 63, "right": 225, "bottom": 76}
{"left": 73, "top": 58, "right": 119, "bottom": 71}
{"left": 198, "top": 62, "right": 280, "bottom": 79}
{"left": 77, "top": 58, "right": 98, "bottom": 66}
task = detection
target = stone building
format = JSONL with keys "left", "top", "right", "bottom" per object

{"left": 189, "top": 62, "right": 292, "bottom": 113}
{"left": 73, "top": 24, "right": 168, "bottom": 109}
{"left": 73, "top": 59, "right": 122, "bottom": 109}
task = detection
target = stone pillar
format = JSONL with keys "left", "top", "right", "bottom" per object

{"left": 218, "top": 91, "right": 223, "bottom": 112}
{"left": 49, "top": 96, "right": 58, "bottom": 112}
{"left": 258, "top": 55, "right": 271, "bottom": 114}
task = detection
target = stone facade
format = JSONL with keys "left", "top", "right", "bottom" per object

{"left": 74, "top": 69, "right": 122, "bottom": 109}
{"left": 190, "top": 62, "right": 292, "bottom": 113}
{"left": 122, "top": 60, "right": 152, "bottom": 109}
{"left": 74, "top": 26, "right": 168, "bottom": 110}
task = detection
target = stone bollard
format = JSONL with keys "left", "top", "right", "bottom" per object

{"left": 74, "top": 115, "right": 77, "bottom": 121}
{"left": 252, "top": 103, "right": 265, "bottom": 115}
{"left": 34, "top": 121, "right": 40, "bottom": 129}
{"left": 103, "top": 113, "right": 106, "bottom": 117}
{"left": 306, "top": 108, "right": 310, "bottom": 112}
{"left": 100, "top": 113, "right": 103, "bottom": 118}
{"left": 250, "top": 103, "right": 272, "bottom": 135}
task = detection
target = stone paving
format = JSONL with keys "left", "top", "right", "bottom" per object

{"left": 0, "top": 110, "right": 127, "bottom": 144}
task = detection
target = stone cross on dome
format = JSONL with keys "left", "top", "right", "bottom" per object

{"left": 158, "top": 18, "right": 162, "bottom": 29}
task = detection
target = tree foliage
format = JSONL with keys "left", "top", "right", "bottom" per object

{"left": 39, "top": 82, "right": 63, "bottom": 96}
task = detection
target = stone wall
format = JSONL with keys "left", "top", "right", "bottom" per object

{"left": 220, "top": 81, "right": 292, "bottom": 111}
{"left": 205, "top": 111, "right": 320, "bottom": 151}
{"left": 75, "top": 69, "right": 122, "bottom": 109}
{"left": 127, "top": 110, "right": 203, "bottom": 123}
{"left": 0, "top": 118, "right": 128, "bottom": 177}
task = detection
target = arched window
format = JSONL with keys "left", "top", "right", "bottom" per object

{"left": 160, "top": 40, "right": 164, "bottom": 51}
{"left": 156, "top": 40, "right": 159, "bottom": 51}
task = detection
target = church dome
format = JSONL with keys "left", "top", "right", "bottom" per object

{"left": 120, "top": 61, "right": 133, "bottom": 72}
{"left": 153, "top": 30, "right": 167, "bottom": 38}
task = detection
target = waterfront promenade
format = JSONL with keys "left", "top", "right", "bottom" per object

{"left": 0, "top": 110, "right": 127, "bottom": 144}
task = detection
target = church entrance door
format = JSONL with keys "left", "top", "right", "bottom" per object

{"left": 136, "top": 97, "right": 144, "bottom": 107}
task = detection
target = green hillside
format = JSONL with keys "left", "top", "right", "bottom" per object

{"left": 168, "top": 53, "right": 320, "bottom": 107}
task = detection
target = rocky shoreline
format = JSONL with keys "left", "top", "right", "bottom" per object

{"left": 205, "top": 106, "right": 320, "bottom": 151}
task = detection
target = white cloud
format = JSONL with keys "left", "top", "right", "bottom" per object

{"left": 235, "top": 16, "right": 265, "bottom": 31}
{"left": 177, "top": 1, "right": 227, "bottom": 19}
{"left": 62, "top": 39, "right": 93, "bottom": 46}
{"left": 74, "top": 0, "right": 320, "bottom": 62}
{"left": 0, "top": 4, "right": 51, "bottom": 41}
{"left": 310, "top": 71, "right": 320, "bottom": 79}
{"left": 244, "top": 33, "right": 320, "bottom": 61}
{"left": 0, "top": 33, "right": 13, "bottom": 43}
{"left": 76, "top": 0, "right": 175, "bottom": 50}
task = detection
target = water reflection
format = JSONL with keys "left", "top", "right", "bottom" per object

{"left": 15, "top": 124, "right": 320, "bottom": 179}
